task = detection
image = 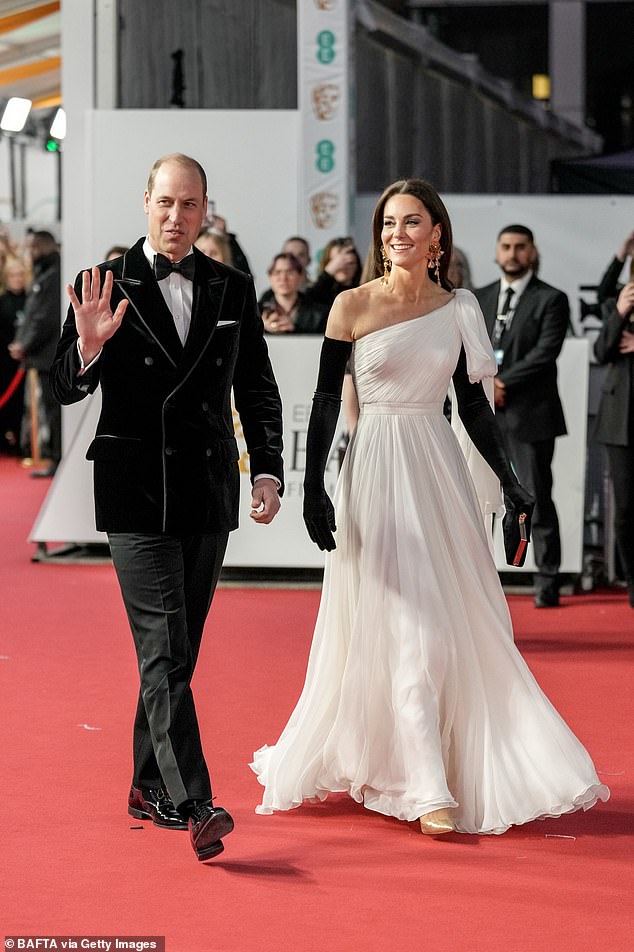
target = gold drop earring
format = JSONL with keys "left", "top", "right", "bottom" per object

{"left": 426, "top": 239, "right": 443, "bottom": 282}
{"left": 381, "top": 247, "right": 391, "bottom": 286}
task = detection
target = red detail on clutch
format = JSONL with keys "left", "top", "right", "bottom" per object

{"left": 512, "top": 512, "right": 528, "bottom": 567}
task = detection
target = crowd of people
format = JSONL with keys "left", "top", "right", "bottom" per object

{"left": 0, "top": 226, "right": 62, "bottom": 476}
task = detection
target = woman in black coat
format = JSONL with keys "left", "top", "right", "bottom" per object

{"left": 258, "top": 253, "right": 328, "bottom": 335}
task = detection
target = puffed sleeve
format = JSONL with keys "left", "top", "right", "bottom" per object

{"left": 450, "top": 289, "right": 503, "bottom": 526}
{"left": 453, "top": 288, "right": 497, "bottom": 383}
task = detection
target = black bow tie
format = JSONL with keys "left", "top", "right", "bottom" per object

{"left": 153, "top": 252, "right": 195, "bottom": 282}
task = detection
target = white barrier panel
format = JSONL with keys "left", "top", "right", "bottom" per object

{"left": 225, "top": 337, "right": 342, "bottom": 568}
{"left": 32, "top": 336, "right": 585, "bottom": 576}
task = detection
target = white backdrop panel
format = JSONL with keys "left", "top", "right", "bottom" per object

{"left": 67, "top": 109, "right": 299, "bottom": 299}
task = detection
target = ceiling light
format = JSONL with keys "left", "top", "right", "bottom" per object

{"left": 1, "top": 97, "right": 33, "bottom": 133}
{"left": 49, "top": 107, "right": 66, "bottom": 140}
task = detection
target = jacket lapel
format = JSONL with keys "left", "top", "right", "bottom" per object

{"left": 481, "top": 282, "right": 500, "bottom": 337}
{"left": 114, "top": 239, "right": 184, "bottom": 367}
{"left": 180, "top": 251, "right": 229, "bottom": 372}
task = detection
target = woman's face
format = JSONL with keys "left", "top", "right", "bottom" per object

{"left": 269, "top": 260, "right": 303, "bottom": 297}
{"left": 3, "top": 263, "right": 26, "bottom": 292}
{"left": 381, "top": 194, "right": 439, "bottom": 271}
{"left": 196, "top": 234, "right": 225, "bottom": 263}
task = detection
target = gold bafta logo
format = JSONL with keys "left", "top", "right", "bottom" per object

{"left": 314, "top": 0, "right": 337, "bottom": 10}
{"left": 312, "top": 83, "right": 340, "bottom": 121}
{"left": 310, "top": 192, "right": 339, "bottom": 229}
{"left": 232, "top": 406, "right": 250, "bottom": 474}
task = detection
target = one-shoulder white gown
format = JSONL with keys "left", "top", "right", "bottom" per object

{"left": 251, "top": 289, "right": 609, "bottom": 833}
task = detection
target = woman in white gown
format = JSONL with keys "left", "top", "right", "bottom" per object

{"left": 251, "top": 179, "right": 609, "bottom": 835}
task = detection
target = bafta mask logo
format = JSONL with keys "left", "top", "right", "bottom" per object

{"left": 310, "top": 192, "right": 339, "bottom": 230}
{"left": 232, "top": 406, "right": 250, "bottom": 474}
{"left": 312, "top": 83, "right": 340, "bottom": 121}
{"left": 314, "top": 0, "right": 337, "bottom": 10}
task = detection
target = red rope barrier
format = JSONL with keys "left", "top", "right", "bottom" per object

{"left": 0, "top": 368, "right": 25, "bottom": 410}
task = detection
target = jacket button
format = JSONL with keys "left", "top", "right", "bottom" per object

{"left": 206, "top": 448, "right": 212, "bottom": 457}
{"left": 165, "top": 447, "right": 173, "bottom": 456}
{"left": 216, "top": 358, "right": 223, "bottom": 367}
{"left": 144, "top": 356, "right": 154, "bottom": 366}
{"left": 202, "top": 401, "right": 209, "bottom": 412}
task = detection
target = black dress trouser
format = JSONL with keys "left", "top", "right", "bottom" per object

{"left": 108, "top": 531, "right": 229, "bottom": 811}
{"left": 605, "top": 444, "right": 634, "bottom": 584}
{"left": 497, "top": 416, "right": 561, "bottom": 594}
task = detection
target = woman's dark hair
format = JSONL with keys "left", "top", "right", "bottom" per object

{"left": 267, "top": 252, "right": 304, "bottom": 276}
{"left": 367, "top": 179, "right": 454, "bottom": 291}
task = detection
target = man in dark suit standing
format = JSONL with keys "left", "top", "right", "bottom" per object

{"left": 593, "top": 280, "right": 634, "bottom": 608}
{"left": 475, "top": 225, "right": 569, "bottom": 608}
{"left": 51, "top": 154, "right": 284, "bottom": 861}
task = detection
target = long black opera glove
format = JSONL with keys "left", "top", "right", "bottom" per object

{"left": 452, "top": 347, "right": 535, "bottom": 513}
{"left": 303, "top": 337, "right": 353, "bottom": 551}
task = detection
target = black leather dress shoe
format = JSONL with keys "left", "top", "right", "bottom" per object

{"left": 30, "top": 465, "right": 57, "bottom": 478}
{"left": 189, "top": 804, "right": 234, "bottom": 861}
{"left": 128, "top": 786, "right": 188, "bottom": 829}
{"left": 534, "top": 591, "right": 560, "bottom": 608}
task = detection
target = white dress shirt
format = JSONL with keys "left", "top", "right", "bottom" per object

{"left": 496, "top": 271, "right": 533, "bottom": 329}
{"left": 142, "top": 238, "right": 193, "bottom": 345}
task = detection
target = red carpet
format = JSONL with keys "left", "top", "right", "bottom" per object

{"left": 1, "top": 456, "right": 632, "bottom": 951}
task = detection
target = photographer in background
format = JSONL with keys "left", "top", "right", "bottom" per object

{"left": 201, "top": 203, "right": 251, "bottom": 274}
{"left": 259, "top": 253, "right": 328, "bottom": 335}
{"left": 597, "top": 230, "right": 634, "bottom": 303}
{"left": 593, "top": 270, "right": 634, "bottom": 609}
{"left": 311, "top": 237, "right": 363, "bottom": 310}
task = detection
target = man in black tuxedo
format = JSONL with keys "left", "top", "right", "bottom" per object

{"left": 475, "top": 225, "right": 569, "bottom": 608}
{"left": 51, "top": 154, "right": 284, "bottom": 861}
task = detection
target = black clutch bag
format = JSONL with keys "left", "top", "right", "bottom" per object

{"left": 502, "top": 503, "right": 534, "bottom": 567}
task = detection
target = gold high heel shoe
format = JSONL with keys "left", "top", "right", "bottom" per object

{"left": 419, "top": 809, "right": 456, "bottom": 835}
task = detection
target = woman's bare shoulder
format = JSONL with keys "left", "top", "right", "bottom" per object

{"left": 325, "top": 282, "right": 379, "bottom": 340}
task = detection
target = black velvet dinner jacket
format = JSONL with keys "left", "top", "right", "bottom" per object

{"left": 51, "top": 238, "right": 284, "bottom": 534}
{"left": 474, "top": 274, "right": 569, "bottom": 443}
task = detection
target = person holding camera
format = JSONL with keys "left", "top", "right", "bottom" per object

{"left": 593, "top": 276, "right": 634, "bottom": 608}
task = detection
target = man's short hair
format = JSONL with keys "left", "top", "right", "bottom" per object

{"left": 497, "top": 224, "right": 534, "bottom": 243}
{"left": 146, "top": 153, "right": 207, "bottom": 198}
{"left": 32, "top": 229, "right": 58, "bottom": 245}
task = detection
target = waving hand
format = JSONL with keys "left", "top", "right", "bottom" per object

{"left": 66, "top": 267, "right": 128, "bottom": 363}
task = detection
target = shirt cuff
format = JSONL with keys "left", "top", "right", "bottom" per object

{"left": 77, "top": 340, "right": 103, "bottom": 375}
{"left": 253, "top": 473, "right": 281, "bottom": 490}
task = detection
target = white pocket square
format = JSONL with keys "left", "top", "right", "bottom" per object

{"left": 217, "top": 320, "right": 238, "bottom": 328}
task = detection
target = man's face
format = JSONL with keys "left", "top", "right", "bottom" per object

{"left": 283, "top": 239, "right": 310, "bottom": 270}
{"left": 144, "top": 161, "right": 207, "bottom": 261}
{"left": 495, "top": 232, "right": 535, "bottom": 279}
{"left": 30, "top": 237, "right": 49, "bottom": 263}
